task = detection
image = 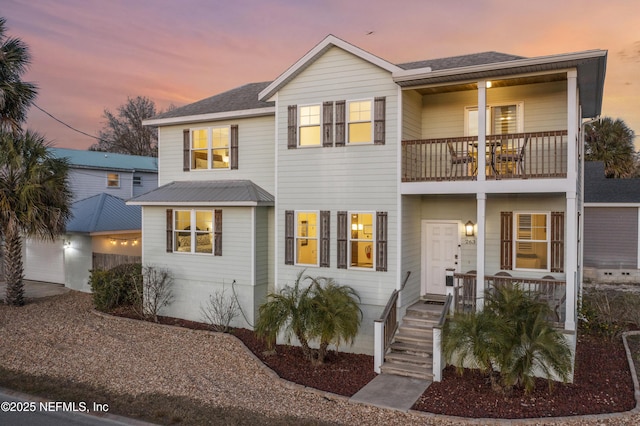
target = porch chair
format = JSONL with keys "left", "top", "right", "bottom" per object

{"left": 461, "top": 270, "right": 476, "bottom": 312}
{"left": 495, "top": 137, "right": 529, "bottom": 175}
{"left": 447, "top": 142, "right": 477, "bottom": 178}
{"left": 492, "top": 271, "right": 512, "bottom": 290}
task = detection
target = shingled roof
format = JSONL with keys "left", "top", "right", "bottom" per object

{"left": 584, "top": 162, "right": 640, "bottom": 203}
{"left": 150, "top": 82, "right": 274, "bottom": 121}
{"left": 398, "top": 51, "right": 525, "bottom": 71}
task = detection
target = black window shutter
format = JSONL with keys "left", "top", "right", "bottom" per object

{"left": 550, "top": 212, "right": 565, "bottom": 272}
{"left": 337, "top": 211, "right": 347, "bottom": 269}
{"left": 376, "top": 212, "right": 388, "bottom": 271}
{"left": 374, "top": 97, "right": 386, "bottom": 145}
{"left": 285, "top": 210, "right": 294, "bottom": 264}
{"left": 320, "top": 211, "right": 330, "bottom": 267}
{"left": 214, "top": 209, "right": 223, "bottom": 256}
{"left": 166, "top": 209, "right": 173, "bottom": 252}
{"left": 335, "top": 101, "right": 346, "bottom": 147}
{"left": 230, "top": 125, "right": 239, "bottom": 170}
{"left": 183, "top": 130, "right": 190, "bottom": 171}
{"left": 500, "top": 212, "right": 513, "bottom": 270}
{"left": 287, "top": 105, "right": 297, "bottom": 149}
{"left": 323, "top": 102, "right": 334, "bottom": 147}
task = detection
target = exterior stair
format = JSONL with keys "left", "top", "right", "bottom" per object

{"left": 379, "top": 295, "right": 446, "bottom": 381}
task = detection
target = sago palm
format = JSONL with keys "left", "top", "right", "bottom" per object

{"left": 307, "top": 277, "right": 361, "bottom": 364}
{"left": 0, "top": 130, "right": 72, "bottom": 305}
{"left": 0, "top": 17, "right": 38, "bottom": 132}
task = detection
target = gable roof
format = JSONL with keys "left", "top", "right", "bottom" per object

{"left": 584, "top": 161, "right": 640, "bottom": 204}
{"left": 258, "top": 34, "right": 404, "bottom": 101}
{"left": 398, "top": 51, "right": 525, "bottom": 71}
{"left": 127, "top": 180, "right": 274, "bottom": 206}
{"left": 144, "top": 82, "right": 275, "bottom": 126}
{"left": 67, "top": 193, "right": 141, "bottom": 233}
{"left": 50, "top": 148, "right": 158, "bottom": 173}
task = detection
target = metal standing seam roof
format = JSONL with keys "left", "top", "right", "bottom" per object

{"left": 50, "top": 148, "right": 158, "bottom": 173}
{"left": 584, "top": 162, "right": 640, "bottom": 204}
{"left": 127, "top": 180, "right": 274, "bottom": 206}
{"left": 67, "top": 193, "right": 142, "bottom": 233}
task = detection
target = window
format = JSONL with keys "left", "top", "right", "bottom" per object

{"left": 133, "top": 176, "right": 142, "bottom": 186}
{"left": 190, "top": 126, "right": 230, "bottom": 170}
{"left": 299, "top": 105, "right": 321, "bottom": 146}
{"left": 107, "top": 173, "right": 119, "bottom": 188}
{"left": 349, "top": 212, "right": 374, "bottom": 269}
{"left": 465, "top": 103, "right": 523, "bottom": 136}
{"left": 514, "top": 213, "right": 548, "bottom": 270}
{"left": 174, "top": 210, "right": 214, "bottom": 254}
{"left": 295, "top": 212, "right": 318, "bottom": 266}
{"left": 347, "top": 100, "right": 372, "bottom": 144}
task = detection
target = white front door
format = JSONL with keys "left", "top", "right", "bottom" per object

{"left": 422, "top": 221, "right": 460, "bottom": 295}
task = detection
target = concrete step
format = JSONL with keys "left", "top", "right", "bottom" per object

{"left": 380, "top": 362, "right": 434, "bottom": 381}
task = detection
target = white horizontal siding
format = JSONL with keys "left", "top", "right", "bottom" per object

{"left": 399, "top": 195, "right": 422, "bottom": 308}
{"left": 421, "top": 81, "right": 568, "bottom": 138}
{"left": 68, "top": 169, "right": 137, "bottom": 202}
{"left": 275, "top": 46, "right": 400, "bottom": 310}
{"left": 141, "top": 205, "right": 262, "bottom": 328}
{"left": 402, "top": 90, "right": 422, "bottom": 140}
{"left": 157, "top": 115, "right": 275, "bottom": 194}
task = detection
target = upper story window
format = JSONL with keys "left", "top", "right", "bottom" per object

{"left": 296, "top": 211, "right": 318, "bottom": 266}
{"left": 107, "top": 173, "right": 120, "bottom": 188}
{"left": 133, "top": 176, "right": 142, "bottom": 186}
{"left": 465, "top": 103, "right": 524, "bottom": 136}
{"left": 191, "top": 126, "right": 230, "bottom": 170}
{"left": 514, "top": 212, "right": 549, "bottom": 270}
{"left": 347, "top": 100, "right": 372, "bottom": 144}
{"left": 299, "top": 105, "right": 321, "bottom": 147}
{"left": 174, "top": 209, "right": 214, "bottom": 254}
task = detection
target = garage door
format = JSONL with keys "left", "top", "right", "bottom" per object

{"left": 24, "top": 238, "right": 65, "bottom": 284}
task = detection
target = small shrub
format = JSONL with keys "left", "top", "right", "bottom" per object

{"left": 89, "top": 263, "right": 142, "bottom": 312}
{"left": 200, "top": 286, "right": 240, "bottom": 333}
{"left": 132, "top": 265, "right": 174, "bottom": 322}
{"left": 579, "top": 289, "right": 626, "bottom": 340}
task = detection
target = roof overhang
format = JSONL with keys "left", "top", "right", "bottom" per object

{"left": 393, "top": 50, "right": 607, "bottom": 118}
{"left": 259, "top": 34, "right": 406, "bottom": 101}
{"left": 143, "top": 106, "right": 275, "bottom": 127}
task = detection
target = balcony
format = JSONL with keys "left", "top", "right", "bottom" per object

{"left": 402, "top": 130, "right": 568, "bottom": 182}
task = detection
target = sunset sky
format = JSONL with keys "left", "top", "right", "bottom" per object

{"left": 4, "top": 0, "right": 639, "bottom": 150}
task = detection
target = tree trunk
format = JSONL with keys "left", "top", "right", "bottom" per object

{"left": 4, "top": 230, "right": 25, "bottom": 306}
{"left": 316, "top": 341, "right": 329, "bottom": 364}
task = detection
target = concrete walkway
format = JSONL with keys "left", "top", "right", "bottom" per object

{"left": 350, "top": 374, "right": 431, "bottom": 412}
{"left": 0, "top": 280, "right": 69, "bottom": 300}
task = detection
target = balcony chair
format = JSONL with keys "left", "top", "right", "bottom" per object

{"left": 447, "top": 142, "right": 477, "bottom": 178}
{"left": 495, "top": 137, "right": 529, "bottom": 175}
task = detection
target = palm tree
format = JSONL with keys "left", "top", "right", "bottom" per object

{"left": 0, "top": 130, "right": 72, "bottom": 305}
{"left": 585, "top": 117, "right": 636, "bottom": 178}
{"left": 307, "top": 277, "right": 362, "bottom": 364}
{"left": 0, "top": 17, "right": 38, "bottom": 132}
{"left": 255, "top": 270, "right": 315, "bottom": 360}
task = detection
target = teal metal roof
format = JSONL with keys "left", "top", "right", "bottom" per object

{"left": 50, "top": 148, "right": 158, "bottom": 173}
{"left": 67, "top": 193, "right": 141, "bottom": 233}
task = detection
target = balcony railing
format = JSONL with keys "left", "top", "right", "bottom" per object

{"left": 452, "top": 272, "right": 566, "bottom": 324}
{"left": 402, "top": 130, "right": 569, "bottom": 182}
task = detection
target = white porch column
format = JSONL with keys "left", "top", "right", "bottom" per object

{"left": 567, "top": 70, "right": 578, "bottom": 182}
{"left": 477, "top": 81, "right": 488, "bottom": 182}
{"left": 565, "top": 192, "right": 578, "bottom": 331}
{"left": 476, "top": 193, "right": 486, "bottom": 309}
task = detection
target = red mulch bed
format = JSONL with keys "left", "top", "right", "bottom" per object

{"left": 119, "top": 311, "right": 637, "bottom": 419}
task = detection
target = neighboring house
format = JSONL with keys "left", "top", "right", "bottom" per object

{"left": 132, "top": 35, "right": 606, "bottom": 378}
{"left": 22, "top": 148, "right": 158, "bottom": 287}
{"left": 584, "top": 161, "right": 640, "bottom": 282}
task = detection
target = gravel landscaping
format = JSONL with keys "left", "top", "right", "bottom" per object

{"left": 1, "top": 291, "right": 640, "bottom": 425}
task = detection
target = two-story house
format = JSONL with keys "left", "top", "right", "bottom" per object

{"left": 132, "top": 35, "right": 606, "bottom": 379}
{"left": 21, "top": 148, "right": 158, "bottom": 291}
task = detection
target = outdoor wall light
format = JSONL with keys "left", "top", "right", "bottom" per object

{"left": 63, "top": 239, "right": 72, "bottom": 249}
{"left": 465, "top": 220, "right": 475, "bottom": 237}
